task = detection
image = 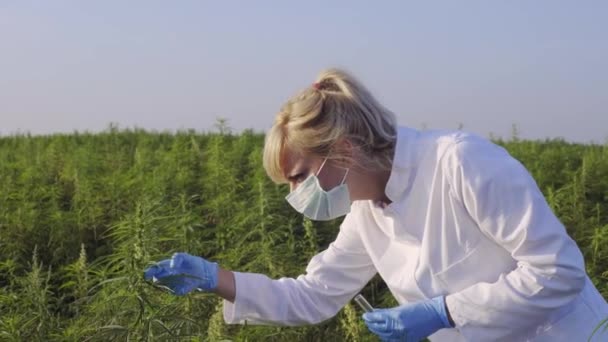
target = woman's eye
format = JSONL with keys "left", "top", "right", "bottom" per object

{"left": 295, "top": 172, "right": 309, "bottom": 183}
{"left": 289, "top": 170, "right": 309, "bottom": 185}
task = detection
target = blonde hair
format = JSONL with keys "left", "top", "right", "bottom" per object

{"left": 263, "top": 68, "right": 397, "bottom": 184}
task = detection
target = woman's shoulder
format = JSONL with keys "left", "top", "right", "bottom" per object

{"left": 398, "top": 127, "right": 496, "bottom": 167}
{"left": 418, "top": 128, "right": 488, "bottom": 151}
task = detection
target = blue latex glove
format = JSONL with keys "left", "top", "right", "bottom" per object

{"left": 362, "top": 296, "right": 453, "bottom": 342}
{"left": 143, "top": 252, "right": 219, "bottom": 296}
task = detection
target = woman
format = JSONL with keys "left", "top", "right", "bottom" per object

{"left": 144, "top": 69, "right": 608, "bottom": 341}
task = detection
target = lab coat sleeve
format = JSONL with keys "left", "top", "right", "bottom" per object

{"left": 443, "top": 137, "right": 586, "bottom": 340}
{"left": 223, "top": 209, "right": 377, "bottom": 326}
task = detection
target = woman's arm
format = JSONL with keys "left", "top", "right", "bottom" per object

{"left": 214, "top": 268, "right": 236, "bottom": 303}
{"left": 222, "top": 210, "right": 377, "bottom": 326}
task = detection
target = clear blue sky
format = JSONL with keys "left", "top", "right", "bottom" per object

{"left": 1, "top": 1, "right": 607, "bottom": 142}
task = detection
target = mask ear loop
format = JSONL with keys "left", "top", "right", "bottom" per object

{"left": 316, "top": 157, "right": 349, "bottom": 186}
{"left": 340, "top": 168, "right": 350, "bottom": 184}
{"left": 316, "top": 157, "right": 329, "bottom": 177}
{"left": 317, "top": 157, "right": 349, "bottom": 184}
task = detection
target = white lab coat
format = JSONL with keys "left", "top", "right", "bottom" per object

{"left": 223, "top": 126, "right": 608, "bottom": 341}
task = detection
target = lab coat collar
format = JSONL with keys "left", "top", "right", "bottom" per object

{"left": 385, "top": 126, "right": 420, "bottom": 203}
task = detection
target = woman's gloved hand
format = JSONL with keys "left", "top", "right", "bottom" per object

{"left": 362, "top": 296, "right": 453, "bottom": 342}
{"left": 143, "top": 252, "right": 219, "bottom": 295}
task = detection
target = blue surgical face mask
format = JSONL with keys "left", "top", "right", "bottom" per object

{"left": 285, "top": 157, "right": 351, "bottom": 221}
